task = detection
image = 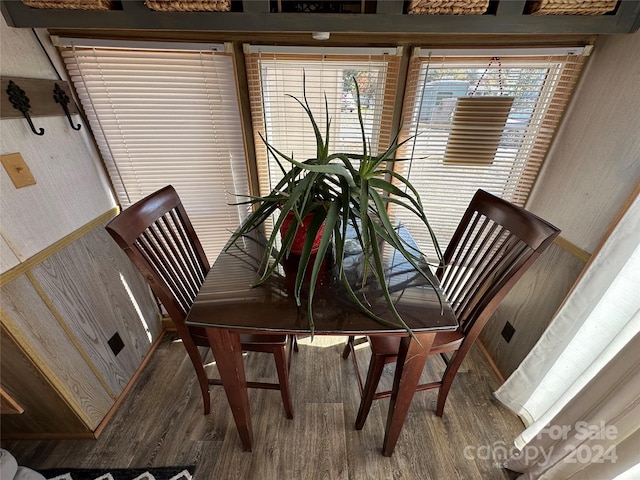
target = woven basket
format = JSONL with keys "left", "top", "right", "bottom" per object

{"left": 145, "top": 0, "right": 231, "bottom": 11}
{"left": 21, "top": 0, "right": 112, "bottom": 9}
{"left": 407, "top": 0, "right": 489, "bottom": 15}
{"left": 527, "top": 0, "right": 617, "bottom": 15}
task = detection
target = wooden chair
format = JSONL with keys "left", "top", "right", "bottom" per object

{"left": 106, "top": 185, "right": 296, "bottom": 418}
{"left": 343, "top": 189, "right": 560, "bottom": 427}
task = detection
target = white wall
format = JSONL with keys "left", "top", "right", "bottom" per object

{"left": 0, "top": 17, "right": 115, "bottom": 271}
{"left": 527, "top": 31, "right": 640, "bottom": 253}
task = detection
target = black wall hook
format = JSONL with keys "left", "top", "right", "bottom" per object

{"left": 6, "top": 80, "right": 44, "bottom": 136}
{"left": 53, "top": 83, "right": 81, "bottom": 131}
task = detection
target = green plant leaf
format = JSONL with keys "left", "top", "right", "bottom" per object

{"left": 305, "top": 201, "right": 340, "bottom": 337}
{"left": 366, "top": 220, "right": 417, "bottom": 338}
{"left": 293, "top": 209, "right": 328, "bottom": 306}
{"left": 227, "top": 75, "right": 446, "bottom": 337}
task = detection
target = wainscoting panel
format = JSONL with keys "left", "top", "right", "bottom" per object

{"left": 480, "top": 242, "right": 587, "bottom": 378}
{"left": 28, "top": 225, "right": 161, "bottom": 396}
{"left": 0, "top": 325, "right": 92, "bottom": 436}
{"left": 1, "top": 274, "right": 115, "bottom": 429}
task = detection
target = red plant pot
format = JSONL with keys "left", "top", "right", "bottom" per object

{"left": 280, "top": 211, "right": 325, "bottom": 255}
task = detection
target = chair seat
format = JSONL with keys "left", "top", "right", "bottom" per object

{"left": 369, "top": 330, "right": 465, "bottom": 357}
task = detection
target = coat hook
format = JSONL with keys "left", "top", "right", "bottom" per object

{"left": 6, "top": 80, "right": 44, "bottom": 136}
{"left": 53, "top": 83, "right": 81, "bottom": 131}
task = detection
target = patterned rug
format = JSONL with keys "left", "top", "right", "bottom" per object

{"left": 37, "top": 466, "right": 195, "bottom": 480}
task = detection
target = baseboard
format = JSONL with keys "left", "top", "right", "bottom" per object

{"left": 475, "top": 339, "right": 506, "bottom": 384}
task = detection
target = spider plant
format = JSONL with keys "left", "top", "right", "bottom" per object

{"left": 228, "top": 78, "right": 443, "bottom": 336}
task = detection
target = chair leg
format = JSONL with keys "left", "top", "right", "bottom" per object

{"left": 355, "top": 353, "right": 386, "bottom": 430}
{"left": 436, "top": 334, "right": 481, "bottom": 416}
{"left": 195, "top": 361, "right": 211, "bottom": 416}
{"left": 435, "top": 348, "right": 467, "bottom": 417}
{"left": 287, "top": 335, "right": 295, "bottom": 371}
{"left": 274, "top": 345, "right": 294, "bottom": 419}
{"left": 182, "top": 341, "right": 211, "bottom": 415}
{"left": 342, "top": 336, "right": 355, "bottom": 359}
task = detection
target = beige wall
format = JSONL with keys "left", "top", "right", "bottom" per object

{"left": 480, "top": 31, "right": 640, "bottom": 377}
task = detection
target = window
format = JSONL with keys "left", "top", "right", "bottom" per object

{"left": 60, "top": 40, "right": 586, "bottom": 267}
{"left": 244, "top": 46, "right": 401, "bottom": 200}
{"left": 59, "top": 40, "right": 250, "bottom": 262}
{"left": 393, "top": 48, "right": 586, "bottom": 259}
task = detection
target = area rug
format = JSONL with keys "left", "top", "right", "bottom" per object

{"left": 37, "top": 466, "right": 195, "bottom": 480}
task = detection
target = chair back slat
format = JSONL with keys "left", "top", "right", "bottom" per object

{"left": 149, "top": 215, "right": 202, "bottom": 308}
{"left": 137, "top": 229, "right": 186, "bottom": 306}
{"left": 462, "top": 242, "right": 531, "bottom": 332}
{"left": 437, "top": 189, "right": 560, "bottom": 335}
{"left": 441, "top": 216, "right": 499, "bottom": 302}
{"left": 456, "top": 236, "right": 527, "bottom": 330}
{"left": 106, "top": 185, "right": 210, "bottom": 324}
{"left": 451, "top": 236, "right": 500, "bottom": 318}
{"left": 137, "top": 224, "right": 193, "bottom": 315}
{"left": 167, "top": 210, "right": 207, "bottom": 286}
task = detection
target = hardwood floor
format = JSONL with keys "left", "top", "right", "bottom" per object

{"left": 3, "top": 332, "right": 523, "bottom": 479}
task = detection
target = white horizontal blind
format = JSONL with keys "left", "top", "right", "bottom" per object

{"left": 60, "top": 46, "right": 250, "bottom": 263}
{"left": 244, "top": 49, "right": 400, "bottom": 200}
{"left": 394, "top": 52, "right": 585, "bottom": 259}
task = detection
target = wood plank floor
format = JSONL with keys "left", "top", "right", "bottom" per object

{"left": 3, "top": 333, "right": 523, "bottom": 479}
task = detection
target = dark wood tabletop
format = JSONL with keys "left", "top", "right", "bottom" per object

{"left": 185, "top": 226, "right": 457, "bottom": 455}
{"left": 187, "top": 227, "right": 457, "bottom": 335}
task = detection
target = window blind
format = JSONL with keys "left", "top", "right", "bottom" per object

{"left": 60, "top": 44, "right": 250, "bottom": 263}
{"left": 393, "top": 50, "right": 586, "bottom": 259}
{"left": 244, "top": 47, "right": 401, "bottom": 201}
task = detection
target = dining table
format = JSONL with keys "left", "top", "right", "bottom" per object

{"left": 185, "top": 225, "right": 458, "bottom": 456}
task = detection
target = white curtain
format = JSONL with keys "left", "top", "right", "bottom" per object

{"left": 494, "top": 186, "right": 640, "bottom": 478}
{"left": 503, "top": 330, "right": 640, "bottom": 479}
